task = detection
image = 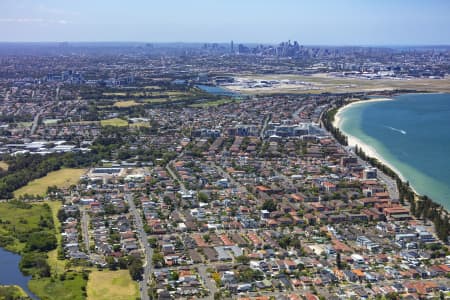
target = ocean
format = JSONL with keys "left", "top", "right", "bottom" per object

{"left": 336, "top": 93, "right": 450, "bottom": 210}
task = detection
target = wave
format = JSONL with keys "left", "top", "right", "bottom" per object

{"left": 384, "top": 125, "right": 406, "bottom": 135}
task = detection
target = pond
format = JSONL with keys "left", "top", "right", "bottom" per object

{"left": 0, "top": 247, "right": 39, "bottom": 299}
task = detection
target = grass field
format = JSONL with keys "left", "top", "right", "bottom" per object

{"left": 100, "top": 118, "right": 128, "bottom": 127}
{"left": 0, "top": 161, "right": 8, "bottom": 171}
{"left": 87, "top": 270, "right": 139, "bottom": 300}
{"left": 29, "top": 271, "right": 87, "bottom": 300}
{"left": 14, "top": 168, "right": 86, "bottom": 198}
{"left": 0, "top": 201, "right": 53, "bottom": 253}
{"left": 113, "top": 100, "right": 141, "bottom": 108}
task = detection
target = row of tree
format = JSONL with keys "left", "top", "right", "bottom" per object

{"left": 353, "top": 136, "right": 450, "bottom": 242}
{"left": 322, "top": 107, "right": 348, "bottom": 146}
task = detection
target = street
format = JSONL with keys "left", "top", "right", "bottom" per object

{"left": 197, "top": 265, "right": 217, "bottom": 300}
{"left": 166, "top": 161, "right": 187, "bottom": 192}
{"left": 320, "top": 106, "right": 399, "bottom": 201}
{"left": 349, "top": 146, "right": 400, "bottom": 200}
{"left": 81, "top": 209, "right": 90, "bottom": 254}
{"left": 125, "top": 193, "right": 153, "bottom": 300}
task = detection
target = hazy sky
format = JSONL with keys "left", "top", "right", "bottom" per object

{"left": 0, "top": 0, "right": 449, "bottom": 45}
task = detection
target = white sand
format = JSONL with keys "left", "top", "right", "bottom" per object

{"left": 334, "top": 98, "right": 392, "bottom": 125}
{"left": 333, "top": 98, "right": 393, "bottom": 136}
{"left": 333, "top": 98, "right": 408, "bottom": 182}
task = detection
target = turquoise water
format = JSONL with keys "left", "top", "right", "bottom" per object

{"left": 338, "top": 93, "right": 450, "bottom": 210}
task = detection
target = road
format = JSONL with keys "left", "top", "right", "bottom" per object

{"left": 260, "top": 114, "right": 271, "bottom": 139}
{"left": 166, "top": 160, "right": 186, "bottom": 192}
{"left": 346, "top": 146, "right": 399, "bottom": 200}
{"left": 292, "top": 102, "right": 307, "bottom": 121}
{"left": 376, "top": 166, "right": 399, "bottom": 200}
{"left": 30, "top": 109, "right": 43, "bottom": 135}
{"left": 162, "top": 158, "right": 218, "bottom": 298}
{"left": 81, "top": 209, "right": 90, "bottom": 253}
{"left": 156, "top": 261, "right": 232, "bottom": 300}
{"left": 207, "top": 162, "right": 248, "bottom": 194}
{"left": 30, "top": 103, "right": 52, "bottom": 135}
{"left": 320, "top": 105, "right": 399, "bottom": 201}
{"left": 125, "top": 193, "right": 152, "bottom": 300}
{"left": 197, "top": 265, "right": 217, "bottom": 300}
{"left": 376, "top": 167, "right": 399, "bottom": 200}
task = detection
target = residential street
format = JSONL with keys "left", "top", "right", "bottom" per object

{"left": 125, "top": 193, "right": 152, "bottom": 300}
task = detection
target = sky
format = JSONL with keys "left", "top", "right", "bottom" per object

{"left": 0, "top": 0, "right": 449, "bottom": 45}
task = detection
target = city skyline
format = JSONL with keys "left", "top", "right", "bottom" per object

{"left": 1, "top": 0, "right": 450, "bottom": 45}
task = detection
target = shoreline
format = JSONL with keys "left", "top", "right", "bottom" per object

{"left": 333, "top": 97, "right": 421, "bottom": 195}
{"left": 333, "top": 97, "right": 393, "bottom": 129}
{"left": 0, "top": 247, "right": 38, "bottom": 300}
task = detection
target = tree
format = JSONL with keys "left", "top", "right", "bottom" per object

{"left": 211, "top": 272, "right": 221, "bottom": 286}
{"left": 152, "top": 251, "right": 164, "bottom": 267}
{"left": 148, "top": 237, "right": 158, "bottom": 248}
{"left": 26, "top": 232, "right": 57, "bottom": 252}
{"left": 198, "top": 192, "right": 209, "bottom": 202}
{"left": 203, "top": 234, "right": 211, "bottom": 243}
{"left": 262, "top": 199, "right": 277, "bottom": 212}
{"left": 235, "top": 255, "right": 250, "bottom": 265}
{"left": 237, "top": 267, "right": 263, "bottom": 282}
{"left": 129, "top": 260, "right": 143, "bottom": 281}
{"left": 168, "top": 271, "right": 179, "bottom": 281}
{"left": 57, "top": 209, "right": 67, "bottom": 223}
{"left": 336, "top": 252, "right": 342, "bottom": 269}
{"left": 385, "top": 292, "right": 400, "bottom": 300}
{"left": 19, "top": 252, "right": 51, "bottom": 277}
{"left": 106, "top": 256, "right": 118, "bottom": 270}
{"left": 118, "top": 257, "right": 128, "bottom": 269}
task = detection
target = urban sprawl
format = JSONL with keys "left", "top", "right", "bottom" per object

{"left": 0, "top": 42, "right": 449, "bottom": 300}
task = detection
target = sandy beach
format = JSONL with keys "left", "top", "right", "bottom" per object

{"left": 333, "top": 98, "right": 409, "bottom": 183}
{"left": 333, "top": 97, "right": 393, "bottom": 127}
{"left": 332, "top": 98, "right": 393, "bottom": 138}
